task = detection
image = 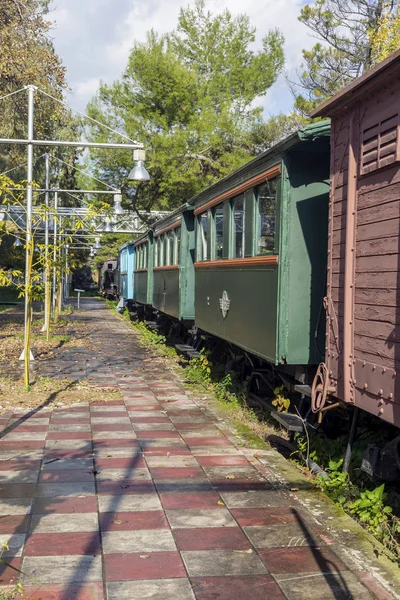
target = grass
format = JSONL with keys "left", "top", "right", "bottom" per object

{"left": 0, "top": 305, "right": 13, "bottom": 313}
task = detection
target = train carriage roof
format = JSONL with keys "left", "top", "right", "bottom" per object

{"left": 311, "top": 49, "right": 400, "bottom": 118}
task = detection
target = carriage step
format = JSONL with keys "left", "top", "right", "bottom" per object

{"left": 145, "top": 321, "right": 160, "bottom": 330}
{"left": 271, "top": 410, "right": 304, "bottom": 432}
{"left": 294, "top": 384, "right": 312, "bottom": 397}
{"left": 175, "top": 344, "right": 201, "bottom": 358}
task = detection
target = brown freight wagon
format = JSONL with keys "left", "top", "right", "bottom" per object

{"left": 311, "top": 50, "right": 400, "bottom": 449}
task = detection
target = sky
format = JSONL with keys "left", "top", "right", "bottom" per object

{"left": 46, "top": 0, "right": 313, "bottom": 119}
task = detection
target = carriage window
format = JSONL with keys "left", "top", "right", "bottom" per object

{"left": 232, "top": 195, "right": 244, "bottom": 258}
{"left": 214, "top": 206, "right": 224, "bottom": 260}
{"left": 154, "top": 239, "right": 159, "bottom": 267}
{"left": 175, "top": 228, "right": 181, "bottom": 265}
{"left": 168, "top": 231, "right": 174, "bottom": 265}
{"left": 257, "top": 179, "right": 278, "bottom": 255}
{"left": 198, "top": 213, "right": 208, "bottom": 261}
{"left": 144, "top": 243, "right": 147, "bottom": 268}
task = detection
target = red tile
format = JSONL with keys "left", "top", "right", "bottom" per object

{"left": 176, "top": 423, "right": 217, "bottom": 431}
{"left": 93, "top": 440, "right": 139, "bottom": 449}
{"left": 0, "top": 558, "right": 21, "bottom": 585}
{"left": 0, "top": 484, "right": 35, "bottom": 498}
{"left": 91, "top": 424, "right": 133, "bottom": 431}
{"left": 19, "top": 583, "right": 104, "bottom": 599}
{"left": 105, "top": 551, "right": 185, "bottom": 580}
{"left": 7, "top": 425, "right": 48, "bottom": 432}
{"left": 97, "top": 481, "right": 156, "bottom": 495}
{"left": 0, "top": 515, "right": 29, "bottom": 533}
{"left": 0, "top": 460, "right": 41, "bottom": 471}
{"left": 231, "top": 507, "right": 297, "bottom": 527}
{"left": 190, "top": 576, "right": 285, "bottom": 600}
{"left": 46, "top": 432, "right": 91, "bottom": 440}
{"left": 51, "top": 418, "right": 91, "bottom": 424}
{"left": 25, "top": 532, "right": 101, "bottom": 556}
{"left": 175, "top": 527, "right": 251, "bottom": 551}
{"left": 94, "top": 457, "right": 146, "bottom": 469}
{"left": 33, "top": 496, "right": 98, "bottom": 514}
{"left": 258, "top": 546, "right": 348, "bottom": 574}
{"left": 160, "top": 492, "right": 224, "bottom": 510}
{"left": 39, "top": 470, "right": 95, "bottom": 483}
{"left": 142, "top": 448, "right": 192, "bottom": 456}
{"left": 150, "top": 467, "right": 205, "bottom": 480}
{"left": 358, "top": 571, "right": 395, "bottom": 600}
{"left": 196, "top": 455, "right": 250, "bottom": 467}
{"left": 184, "top": 437, "right": 232, "bottom": 447}
{"left": 136, "top": 431, "right": 180, "bottom": 439}
{"left": 0, "top": 441, "right": 44, "bottom": 450}
{"left": 100, "top": 511, "right": 168, "bottom": 531}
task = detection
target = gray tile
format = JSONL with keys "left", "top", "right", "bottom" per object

{"left": 102, "top": 529, "right": 176, "bottom": 553}
{"left": 36, "top": 482, "right": 96, "bottom": 497}
{"left": 155, "top": 480, "right": 214, "bottom": 494}
{"left": 91, "top": 417, "right": 131, "bottom": 424}
{"left": 98, "top": 494, "right": 162, "bottom": 513}
{"left": 0, "top": 470, "right": 38, "bottom": 484}
{"left": 107, "top": 579, "right": 195, "bottom": 600}
{"left": 182, "top": 549, "right": 268, "bottom": 577}
{"left": 274, "top": 572, "right": 375, "bottom": 599}
{"left": 219, "top": 490, "right": 288, "bottom": 508}
{"left": 42, "top": 458, "right": 93, "bottom": 471}
{"left": 203, "top": 466, "right": 263, "bottom": 480}
{"left": 29, "top": 512, "right": 98, "bottom": 533}
{"left": 21, "top": 555, "right": 102, "bottom": 584}
{"left": 48, "top": 424, "right": 91, "bottom": 432}
{"left": 0, "top": 533, "right": 25, "bottom": 556}
{"left": 191, "top": 447, "right": 242, "bottom": 456}
{"left": 132, "top": 423, "right": 176, "bottom": 431}
{"left": 96, "top": 468, "right": 151, "bottom": 482}
{"left": 167, "top": 509, "right": 236, "bottom": 529}
{"left": 52, "top": 412, "right": 88, "bottom": 420}
{"left": 244, "top": 524, "right": 318, "bottom": 548}
{"left": 92, "top": 431, "right": 136, "bottom": 440}
{"left": 0, "top": 498, "right": 32, "bottom": 515}
{"left": 1, "top": 432, "right": 46, "bottom": 440}
{"left": 94, "top": 448, "right": 142, "bottom": 458}
{"left": 145, "top": 456, "right": 198, "bottom": 468}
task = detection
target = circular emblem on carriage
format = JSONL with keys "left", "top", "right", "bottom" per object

{"left": 219, "top": 290, "right": 230, "bottom": 318}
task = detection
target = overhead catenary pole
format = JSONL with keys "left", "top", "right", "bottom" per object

{"left": 42, "top": 153, "right": 51, "bottom": 338}
{"left": 52, "top": 190, "right": 58, "bottom": 320}
{"left": 21, "top": 85, "right": 35, "bottom": 388}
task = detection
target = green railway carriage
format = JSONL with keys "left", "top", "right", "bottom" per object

{"left": 152, "top": 204, "right": 195, "bottom": 322}
{"left": 192, "top": 121, "right": 330, "bottom": 370}
{"left": 133, "top": 232, "right": 154, "bottom": 307}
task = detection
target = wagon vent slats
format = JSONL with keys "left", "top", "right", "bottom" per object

{"left": 361, "top": 114, "right": 399, "bottom": 175}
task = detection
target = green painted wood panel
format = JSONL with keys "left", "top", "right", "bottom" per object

{"left": 153, "top": 270, "right": 180, "bottom": 318}
{"left": 277, "top": 140, "right": 329, "bottom": 365}
{"left": 195, "top": 265, "right": 278, "bottom": 363}
{"left": 133, "top": 272, "right": 148, "bottom": 305}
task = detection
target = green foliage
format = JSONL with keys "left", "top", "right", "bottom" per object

{"left": 317, "top": 459, "right": 354, "bottom": 504}
{"left": 185, "top": 351, "right": 212, "bottom": 386}
{"left": 272, "top": 385, "right": 290, "bottom": 413}
{"left": 349, "top": 484, "right": 391, "bottom": 528}
{"left": 294, "top": 0, "right": 399, "bottom": 117}
{"left": 86, "top": 0, "right": 285, "bottom": 211}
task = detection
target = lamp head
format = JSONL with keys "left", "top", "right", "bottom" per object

{"left": 128, "top": 149, "right": 150, "bottom": 182}
{"left": 113, "top": 193, "right": 124, "bottom": 215}
{"left": 13, "top": 236, "right": 22, "bottom": 248}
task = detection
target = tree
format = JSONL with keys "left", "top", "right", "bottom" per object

{"left": 86, "top": 0, "right": 284, "bottom": 211}
{"left": 293, "top": 0, "right": 399, "bottom": 117}
{"left": 0, "top": 0, "right": 68, "bottom": 174}
{"left": 369, "top": 3, "right": 400, "bottom": 63}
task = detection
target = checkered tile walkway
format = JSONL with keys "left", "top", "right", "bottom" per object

{"left": 0, "top": 300, "right": 393, "bottom": 599}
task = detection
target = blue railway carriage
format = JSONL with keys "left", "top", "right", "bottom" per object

{"left": 118, "top": 241, "right": 135, "bottom": 301}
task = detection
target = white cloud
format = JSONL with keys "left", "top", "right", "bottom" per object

{"left": 47, "top": 0, "right": 313, "bottom": 116}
